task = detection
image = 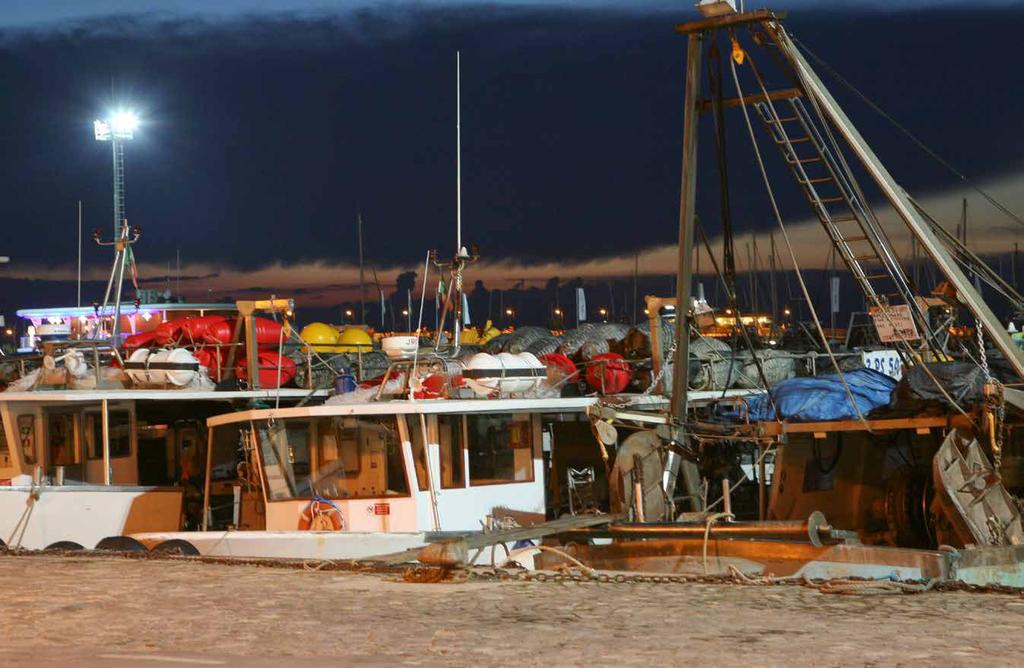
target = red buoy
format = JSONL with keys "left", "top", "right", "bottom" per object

{"left": 538, "top": 353, "right": 578, "bottom": 382}
{"left": 585, "top": 352, "right": 631, "bottom": 395}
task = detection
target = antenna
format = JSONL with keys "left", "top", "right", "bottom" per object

{"left": 430, "top": 51, "right": 479, "bottom": 353}
{"left": 456, "top": 50, "right": 462, "bottom": 255}
{"left": 77, "top": 200, "right": 82, "bottom": 307}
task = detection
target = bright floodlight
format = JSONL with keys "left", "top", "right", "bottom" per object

{"left": 94, "top": 110, "right": 138, "bottom": 141}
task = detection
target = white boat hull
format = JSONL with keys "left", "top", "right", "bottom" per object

{"left": 131, "top": 530, "right": 429, "bottom": 561}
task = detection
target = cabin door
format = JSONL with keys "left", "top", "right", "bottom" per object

{"left": 43, "top": 408, "right": 83, "bottom": 483}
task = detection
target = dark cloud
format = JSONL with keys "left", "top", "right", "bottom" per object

{"left": 0, "top": 3, "right": 1022, "bottom": 321}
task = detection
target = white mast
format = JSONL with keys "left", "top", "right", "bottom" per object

{"left": 77, "top": 200, "right": 82, "bottom": 307}
{"left": 453, "top": 50, "right": 463, "bottom": 350}
{"left": 456, "top": 50, "right": 462, "bottom": 254}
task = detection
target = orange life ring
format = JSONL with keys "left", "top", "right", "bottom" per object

{"left": 298, "top": 499, "right": 344, "bottom": 531}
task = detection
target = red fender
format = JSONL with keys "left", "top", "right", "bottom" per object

{"left": 180, "top": 315, "right": 230, "bottom": 343}
{"left": 236, "top": 350, "right": 296, "bottom": 388}
{"left": 123, "top": 331, "right": 157, "bottom": 352}
{"left": 203, "top": 316, "right": 282, "bottom": 347}
{"left": 153, "top": 319, "right": 182, "bottom": 345}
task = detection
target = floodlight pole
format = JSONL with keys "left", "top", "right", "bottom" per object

{"left": 111, "top": 139, "right": 126, "bottom": 239}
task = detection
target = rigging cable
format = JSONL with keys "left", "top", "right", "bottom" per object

{"left": 766, "top": 25, "right": 976, "bottom": 424}
{"left": 695, "top": 216, "right": 780, "bottom": 417}
{"left": 791, "top": 36, "right": 1024, "bottom": 231}
{"left": 726, "top": 32, "right": 869, "bottom": 426}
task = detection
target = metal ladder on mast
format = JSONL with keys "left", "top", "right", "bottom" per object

{"left": 753, "top": 97, "right": 939, "bottom": 354}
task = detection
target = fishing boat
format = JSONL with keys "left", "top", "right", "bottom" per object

{"left": 0, "top": 297, "right": 333, "bottom": 551}
{"left": 528, "top": 2, "right": 1024, "bottom": 588}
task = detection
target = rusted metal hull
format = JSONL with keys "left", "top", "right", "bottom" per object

{"left": 538, "top": 537, "right": 1024, "bottom": 588}
{"left": 539, "top": 537, "right": 950, "bottom": 581}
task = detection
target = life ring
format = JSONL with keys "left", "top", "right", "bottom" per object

{"left": 298, "top": 498, "right": 344, "bottom": 531}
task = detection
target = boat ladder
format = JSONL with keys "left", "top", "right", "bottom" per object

{"left": 753, "top": 97, "right": 938, "bottom": 353}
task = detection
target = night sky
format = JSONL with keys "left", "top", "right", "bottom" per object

{"left": 1, "top": 1, "right": 1022, "bottom": 326}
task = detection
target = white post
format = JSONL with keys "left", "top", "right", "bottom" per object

{"left": 456, "top": 50, "right": 462, "bottom": 254}
{"left": 77, "top": 200, "right": 82, "bottom": 308}
{"left": 101, "top": 399, "right": 111, "bottom": 485}
{"left": 202, "top": 426, "right": 214, "bottom": 530}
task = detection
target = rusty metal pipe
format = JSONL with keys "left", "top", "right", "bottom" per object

{"left": 568, "top": 515, "right": 833, "bottom": 545}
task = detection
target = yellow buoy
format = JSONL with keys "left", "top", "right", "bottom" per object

{"left": 478, "top": 320, "right": 502, "bottom": 345}
{"left": 336, "top": 326, "right": 373, "bottom": 353}
{"left": 300, "top": 322, "right": 340, "bottom": 352}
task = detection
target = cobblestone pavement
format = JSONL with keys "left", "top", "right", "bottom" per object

{"left": 1, "top": 553, "right": 1022, "bottom": 667}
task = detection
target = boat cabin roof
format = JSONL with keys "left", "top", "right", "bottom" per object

{"left": 206, "top": 396, "right": 601, "bottom": 427}
{"left": 16, "top": 303, "right": 237, "bottom": 320}
{"left": 202, "top": 390, "right": 734, "bottom": 428}
{"left": 0, "top": 388, "right": 329, "bottom": 403}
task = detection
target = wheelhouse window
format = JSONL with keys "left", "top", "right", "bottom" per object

{"left": 258, "top": 417, "right": 409, "bottom": 501}
{"left": 0, "top": 415, "right": 9, "bottom": 469}
{"left": 405, "top": 415, "right": 430, "bottom": 492}
{"left": 466, "top": 413, "right": 534, "bottom": 485}
{"left": 258, "top": 421, "right": 312, "bottom": 500}
{"left": 17, "top": 415, "right": 36, "bottom": 466}
{"left": 47, "top": 412, "right": 78, "bottom": 467}
{"left": 86, "top": 411, "right": 131, "bottom": 459}
{"left": 438, "top": 415, "right": 464, "bottom": 489}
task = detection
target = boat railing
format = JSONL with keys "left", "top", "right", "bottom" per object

{"left": 374, "top": 355, "right": 458, "bottom": 401}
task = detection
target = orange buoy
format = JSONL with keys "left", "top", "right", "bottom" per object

{"left": 298, "top": 498, "right": 344, "bottom": 531}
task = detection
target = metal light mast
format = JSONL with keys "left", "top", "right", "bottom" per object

{"left": 94, "top": 111, "right": 137, "bottom": 237}
{"left": 93, "top": 111, "right": 140, "bottom": 344}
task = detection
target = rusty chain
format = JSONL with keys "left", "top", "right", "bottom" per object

{"left": 5, "top": 546, "right": 1024, "bottom": 596}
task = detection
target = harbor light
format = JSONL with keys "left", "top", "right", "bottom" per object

{"left": 94, "top": 108, "right": 140, "bottom": 240}
{"left": 94, "top": 110, "right": 139, "bottom": 141}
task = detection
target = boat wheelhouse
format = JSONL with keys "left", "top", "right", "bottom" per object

{"left": 128, "top": 396, "right": 603, "bottom": 559}
{"left": 0, "top": 387, "right": 328, "bottom": 551}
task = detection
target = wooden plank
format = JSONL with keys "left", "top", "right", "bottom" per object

{"left": 462, "top": 513, "right": 616, "bottom": 550}
{"left": 363, "top": 514, "right": 618, "bottom": 564}
{"left": 754, "top": 414, "right": 972, "bottom": 437}
{"left": 675, "top": 9, "right": 784, "bottom": 35}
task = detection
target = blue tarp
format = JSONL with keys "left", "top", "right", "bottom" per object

{"left": 744, "top": 367, "right": 897, "bottom": 422}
